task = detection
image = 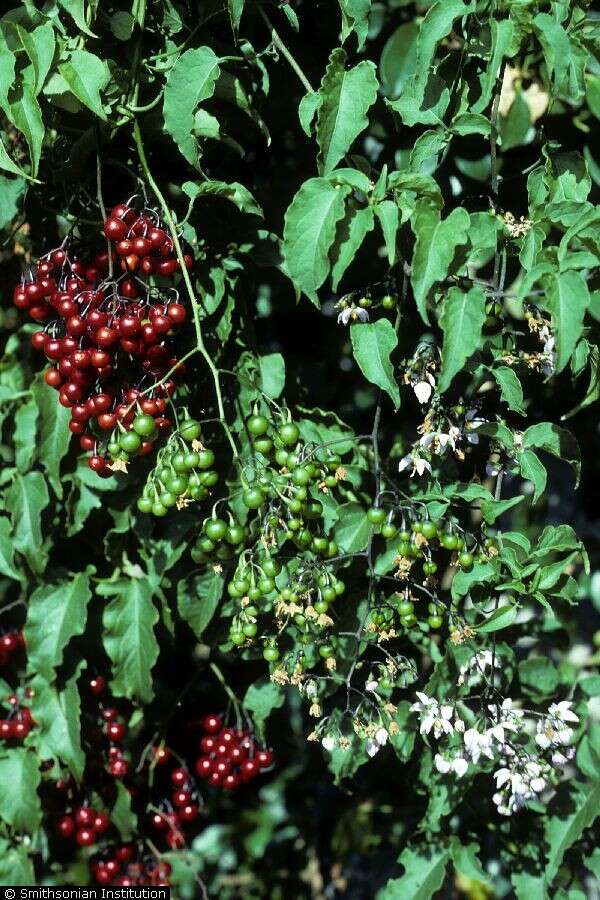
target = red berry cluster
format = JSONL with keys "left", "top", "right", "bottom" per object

{"left": 103, "top": 202, "right": 192, "bottom": 277}
{"left": 88, "top": 676, "right": 131, "bottom": 778}
{"left": 0, "top": 693, "right": 34, "bottom": 742}
{"left": 91, "top": 846, "right": 171, "bottom": 887}
{"left": 56, "top": 804, "right": 110, "bottom": 848}
{"left": 148, "top": 759, "right": 200, "bottom": 849}
{"left": 0, "top": 632, "right": 34, "bottom": 742}
{"left": 0, "top": 629, "right": 24, "bottom": 667}
{"left": 13, "top": 199, "right": 192, "bottom": 478}
{"left": 194, "top": 713, "right": 274, "bottom": 790}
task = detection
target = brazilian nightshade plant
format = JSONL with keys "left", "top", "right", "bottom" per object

{"left": 0, "top": 0, "right": 599, "bottom": 896}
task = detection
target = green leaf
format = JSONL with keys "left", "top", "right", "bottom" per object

{"left": 523, "top": 422, "right": 581, "bottom": 485}
{"left": 473, "top": 18, "right": 514, "bottom": 113}
{"left": 177, "top": 569, "right": 224, "bottom": 639}
{"left": 334, "top": 501, "right": 370, "bottom": 553}
{"left": 0, "top": 174, "right": 26, "bottom": 228}
{"left": 182, "top": 179, "right": 262, "bottom": 217}
{"left": 9, "top": 84, "right": 44, "bottom": 178}
{"left": 380, "top": 22, "right": 420, "bottom": 99}
{"left": 338, "top": 0, "right": 371, "bottom": 51}
{"left": 519, "top": 449, "right": 547, "bottom": 504}
{"left": 374, "top": 200, "right": 399, "bottom": 266}
{"left": 110, "top": 11, "right": 134, "bottom": 40}
{"left": 480, "top": 494, "right": 523, "bottom": 524}
{"left": 163, "top": 47, "right": 221, "bottom": 165}
{"left": 29, "top": 670, "right": 85, "bottom": 781}
{"left": 5, "top": 471, "right": 49, "bottom": 574}
{"left": 0, "top": 136, "right": 37, "bottom": 181}
{"left": 24, "top": 571, "right": 92, "bottom": 681}
{"left": 350, "top": 319, "right": 400, "bottom": 407}
{"left": 545, "top": 783, "right": 600, "bottom": 886}
{"left": 100, "top": 575, "right": 160, "bottom": 704}
{"left": 500, "top": 89, "right": 531, "bottom": 151}
{"left": 438, "top": 286, "right": 486, "bottom": 392}
{"left": 543, "top": 271, "right": 590, "bottom": 373}
{"left": 244, "top": 678, "right": 285, "bottom": 739}
{"left": 519, "top": 656, "right": 560, "bottom": 700}
{"left": 228, "top": 0, "right": 244, "bottom": 31}
{"left": 316, "top": 48, "right": 378, "bottom": 175}
{"left": 449, "top": 839, "right": 490, "bottom": 887}
{"left": 14, "top": 397, "right": 38, "bottom": 471}
{"left": 451, "top": 561, "right": 496, "bottom": 600}
{"left": 58, "top": 50, "right": 109, "bottom": 119}
{"left": 16, "top": 23, "right": 55, "bottom": 94}
{"left": 259, "top": 353, "right": 286, "bottom": 399}
{"left": 33, "top": 379, "right": 72, "bottom": 498}
{"left": 387, "top": 0, "right": 473, "bottom": 124}
{"left": 477, "top": 603, "right": 518, "bottom": 633}
{"left": 298, "top": 91, "right": 321, "bottom": 136}
{"left": 111, "top": 781, "right": 138, "bottom": 840}
{"left": 0, "top": 516, "right": 21, "bottom": 582}
{"left": 0, "top": 749, "right": 41, "bottom": 832}
{"left": 379, "top": 844, "right": 449, "bottom": 900}
{"left": 532, "top": 14, "right": 570, "bottom": 96}
{"left": 410, "top": 203, "right": 470, "bottom": 323}
{"left": 492, "top": 366, "right": 526, "bottom": 415}
{"left": 283, "top": 177, "right": 351, "bottom": 304}
{"left": 331, "top": 204, "right": 374, "bottom": 289}
{"left": 58, "top": 0, "right": 97, "bottom": 36}
{"left": 0, "top": 845, "right": 35, "bottom": 885}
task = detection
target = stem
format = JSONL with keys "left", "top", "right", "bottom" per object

{"left": 258, "top": 7, "right": 314, "bottom": 94}
{"left": 132, "top": 119, "right": 239, "bottom": 459}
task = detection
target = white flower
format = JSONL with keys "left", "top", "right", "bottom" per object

{"left": 398, "top": 454, "right": 432, "bottom": 478}
{"left": 321, "top": 735, "right": 336, "bottom": 752}
{"left": 487, "top": 699, "right": 524, "bottom": 745}
{"left": 410, "top": 692, "right": 455, "bottom": 738}
{"left": 464, "top": 727, "right": 494, "bottom": 764}
{"left": 419, "top": 430, "right": 457, "bottom": 454}
{"left": 457, "top": 650, "right": 494, "bottom": 685}
{"left": 548, "top": 701, "right": 579, "bottom": 724}
{"left": 365, "top": 679, "right": 379, "bottom": 693}
{"left": 304, "top": 679, "right": 318, "bottom": 698}
{"left": 434, "top": 753, "right": 451, "bottom": 774}
{"left": 434, "top": 753, "right": 468, "bottom": 778}
{"left": 375, "top": 727, "right": 389, "bottom": 747}
{"left": 536, "top": 701, "right": 579, "bottom": 750}
{"left": 413, "top": 374, "right": 435, "bottom": 404}
{"left": 337, "top": 306, "right": 369, "bottom": 326}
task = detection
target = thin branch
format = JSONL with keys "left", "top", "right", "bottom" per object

{"left": 258, "top": 7, "right": 314, "bottom": 94}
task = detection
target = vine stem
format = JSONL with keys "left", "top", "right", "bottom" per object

{"left": 132, "top": 119, "right": 239, "bottom": 459}
{"left": 258, "top": 7, "right": 314, "bottom": 94}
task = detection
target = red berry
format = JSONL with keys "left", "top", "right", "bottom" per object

{"left": 195, "top": 756, "right": 213, "bottom": 778}
{"left": 76, "top": 827, "right": 96, "bottom": 847}
{"left": 57, "top": 815, "right": 75, "bottom": 838}
{"left": 89, "top": 676, "right": 105, "bottom": 695}
{"left": 106, "top": 721, "right": 126, "bottom": 741}
{"left": 201, "top": 714, "right": 223, "bottom": 734}
{"left": 103, "top": 217, "right": 128, "bottom": 241}
{"left": 94, "top": 812, "right": 110, "bottom": 833}
{"left": 170, "top": 767, "right": 189, "bottom": 787}
{"left": 256, "top": 749, "right": 274, "bottom": 768}
{"left": 177, "top": 803, "right": 199, "bottom": 823}
{"left": 75, "top": 806, "right": 96, "bottom": 827}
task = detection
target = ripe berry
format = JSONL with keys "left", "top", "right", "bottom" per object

{"left": 170, "top": 767, "right": 188, "bottom": 787}
{"left": 76, "top": 827, "right": 96, "bottom": 847}
{"left": 57, "top": 815, "right": 76, "bottom": 838}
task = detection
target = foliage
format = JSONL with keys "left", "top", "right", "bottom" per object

{"left": 1, "top": 0, "right": 599, "bottom": 896}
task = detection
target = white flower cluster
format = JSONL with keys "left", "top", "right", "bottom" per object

{"left": 398, "top": 409, "right": 485, "bottom": 478}
{"left": 410, "top": 689, "right": 579, "bottom": 816}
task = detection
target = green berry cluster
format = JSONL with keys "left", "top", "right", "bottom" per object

{"left": 137, "top": 418, "right": 218, "bottom": 516}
